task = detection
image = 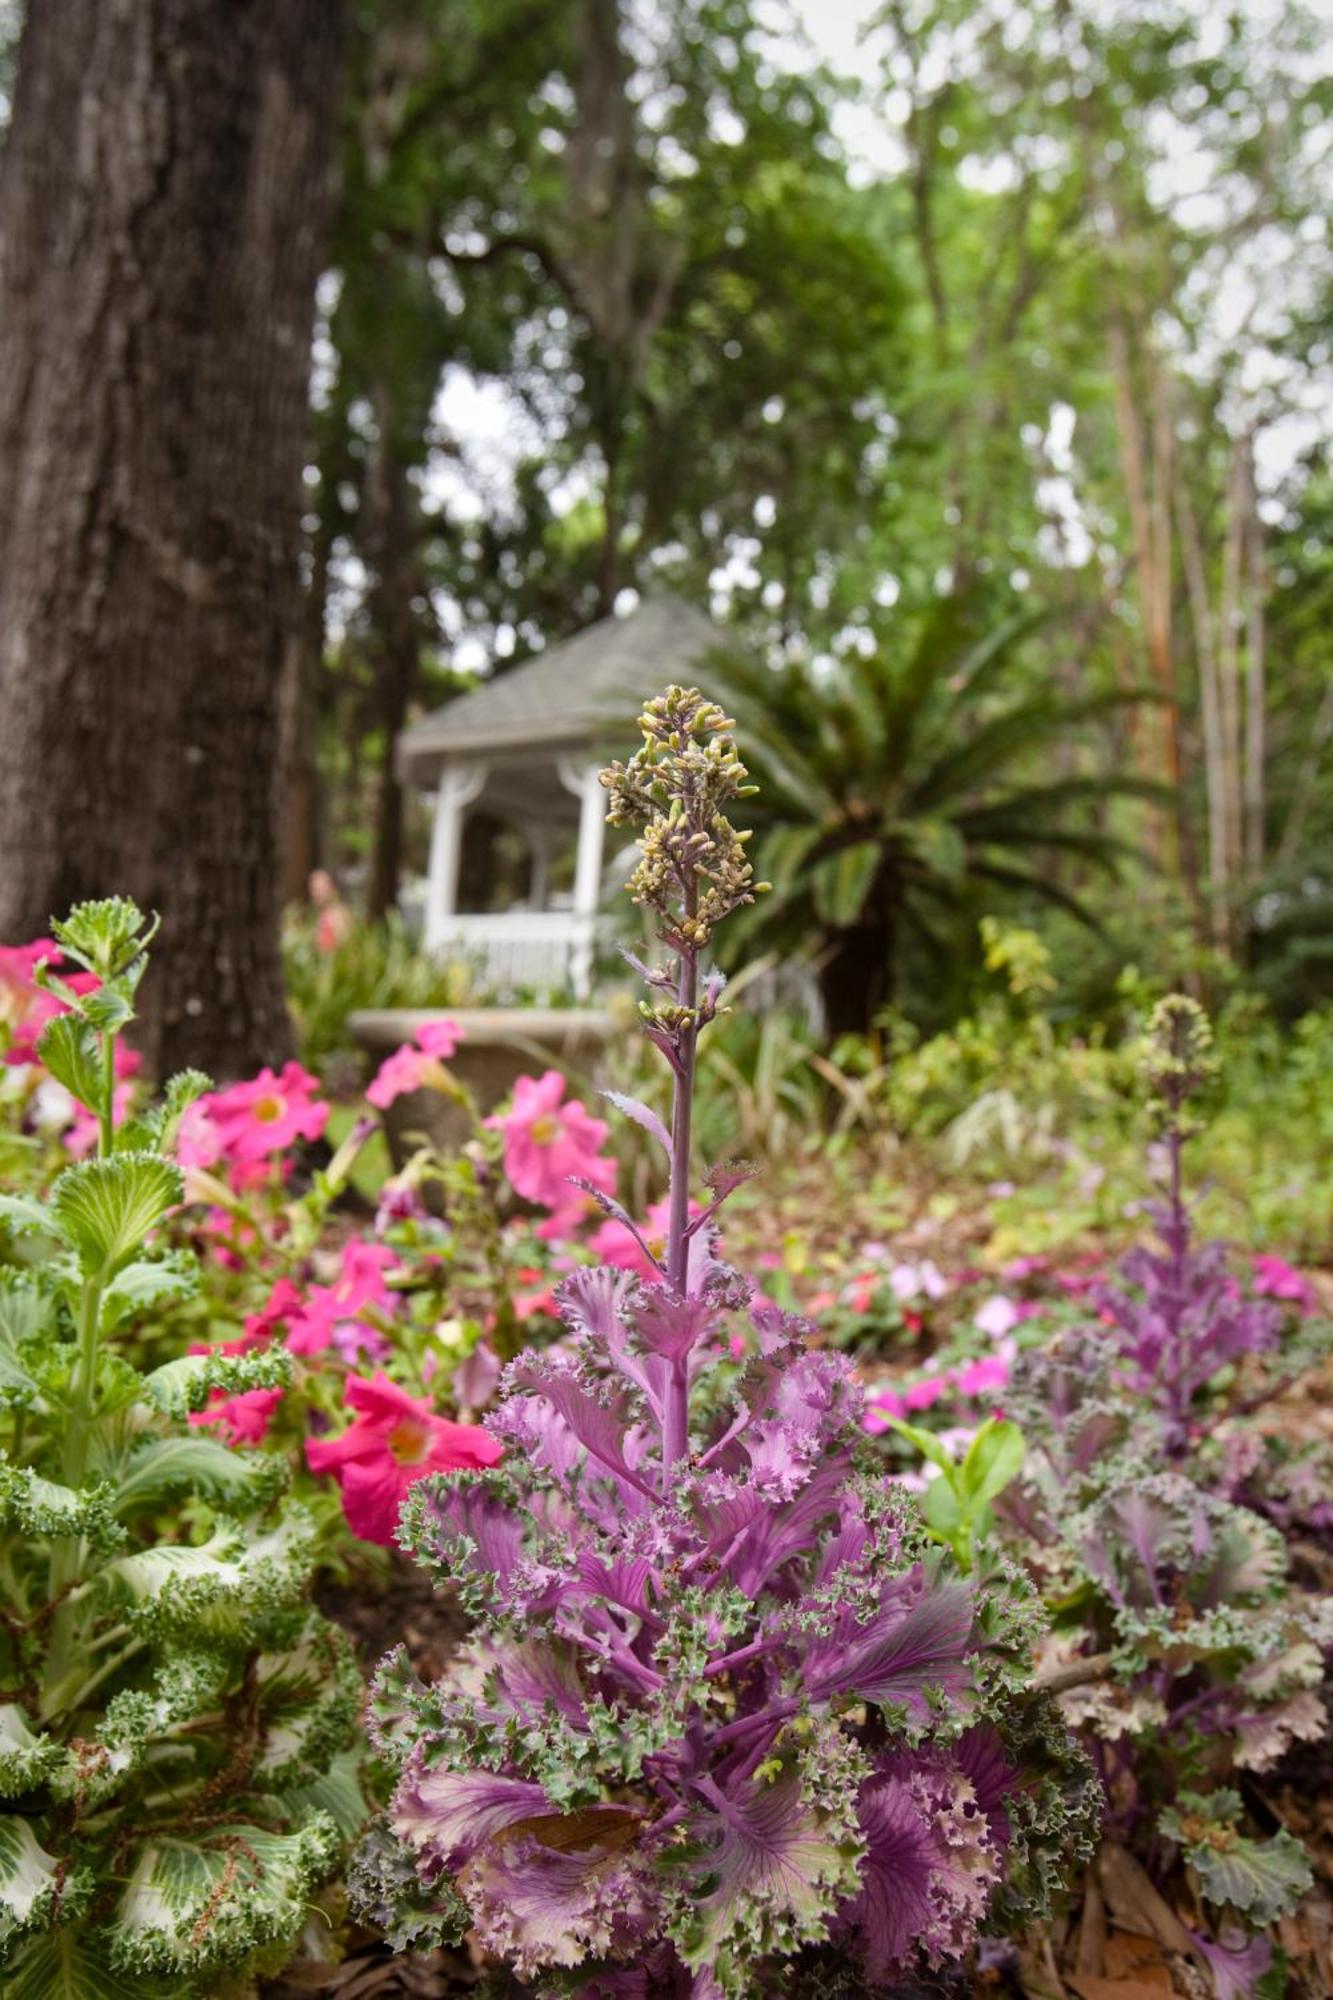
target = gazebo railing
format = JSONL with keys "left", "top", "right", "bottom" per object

{"left": 424, "top": 910, "right": 602, "bottom": 999}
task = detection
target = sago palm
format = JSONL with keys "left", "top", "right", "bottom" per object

{"left": 705, "top": 599, "right": 1159, "bottom": 1035}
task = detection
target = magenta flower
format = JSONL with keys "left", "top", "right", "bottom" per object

{"left": 366, "top": 1018, "right": 464, "bottom": 1111}
{"left": 306, "top": 1371, "right": 503, "bottom": 1545}
{"left": 196, "top": 1061, "right": 329, "bottom": 1173}
{"left": 588, "top": 1195, "right": 686, "bottom": 1280}
{"left": 487, "top": 1069, "right": 616, "bottom": 1238}
{"left": 189, "top": 1385, "right": 283, "bottom": 1446}
{"left": 287, "top": 1240, "right": 399, "bottom": 1360}
{"left": 1251, "top": 1253, "right": 1317, "bottom": 1315}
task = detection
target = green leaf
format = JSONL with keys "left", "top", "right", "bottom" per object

{"left": 809, "top": 840, "right": 880, "bottom": 926}
{"left": 99, "top": 1513, "right": 314, "bottom": 1636}
{"left": 36, "top": 1015, "right": 102, "bottom": 1113}
{"left": 958, "top": 1419, "right": 1025, "bottom": 1509}
{"left": 1164, "top": 1793, "right": 1313, "bottom": 1923}
{"left": 50, "top": 898, "right": 152, "bottom": 979}
{"left": 881, "top": 1416, "right": 960, "bottom": 1482}
{"left": 0, "top": 1278, "right": 44, "bottom": 1409}
{"left": 0, "top": 1194, "right": 56, "bottom": 1242}
{"left": 0, "top": 1814, "right": 61, "bottom": 1957}
{"left": 1, "top": 1931, "right": 164, "bottom": 1999}
{"left": 279, "top": 1748, "right": 372, "bottom": 1841}
{"left": 108, "top": 1816, "right": 340, "bottom": 1978}
{"left": 51, "top": 1154, "right": 183, "bottom": 1280}
{"left": 921, "top": 1475, "right": 964, "bottom": 1541}
{"left": 112, "top": 1434, "right": 285, "bottom": 1515}
{"left": 0, "top": 1462, "right": 126, "bottom": 1552}
{"left": 140, "top": 1346, "right": 291, "bottom": 1420}
{"left": 0, "top": 1709, "right": 62, "bottom": 1799}
{"left": 99, "top": 1253, "right": 199, "bottom": 1333}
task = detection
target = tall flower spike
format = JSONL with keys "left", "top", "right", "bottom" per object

{"left": 600, "top": 689, "right": 764, "bottom": 1448}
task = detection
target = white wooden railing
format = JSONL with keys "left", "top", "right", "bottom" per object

{"left": 425, "top": 910, "right": 601, "bottom": 998}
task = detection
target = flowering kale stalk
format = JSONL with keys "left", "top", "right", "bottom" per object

{"left": 1100, "top": 999, "right": 1282, "bottom": 1454}
{"left": 0, "top": 902, "right": 363, "bottom": 1995}
{"left": 359, "top": 692, "right": 1095, "bottom": 1997}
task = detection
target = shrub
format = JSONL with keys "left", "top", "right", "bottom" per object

{"left": 358, "top": 690, "right": 1096, "bottom": 1995}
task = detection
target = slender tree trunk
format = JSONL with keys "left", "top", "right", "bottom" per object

{"left": 364, "top": 396, "right": 424, "bottom": 921}
{"left": 1242, "top": 440, "right": 1266, "bottom": 880}
{"left": 0, "top": 0, "right": 345, "bottom": 1078}
{"left": 1215, "top": 436, "right": 1248, "bottom": 902}
{"left": 1175, "top": 473, "right": 1231, "bottom": 948}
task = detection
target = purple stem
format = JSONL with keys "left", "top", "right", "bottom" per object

{"left": 662, "top": 890, "right": 699, "bottom": 1473}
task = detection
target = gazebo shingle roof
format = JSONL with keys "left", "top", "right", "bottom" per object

{"left": 397, "top": 594, "right": 728, "bottom": 781}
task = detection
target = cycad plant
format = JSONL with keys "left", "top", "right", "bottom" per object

{"left": 705, "top": 599, "right": 1158, "bottom": 1034}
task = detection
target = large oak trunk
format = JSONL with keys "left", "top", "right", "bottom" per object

{"left": 0, "top": 0, "right": 345, "bottom": 1077}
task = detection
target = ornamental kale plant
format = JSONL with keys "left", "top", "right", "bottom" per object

{"left": 0, "top": 901, "right": 363, "bottom": 1996}
{"left": 360, "top": 690, "right": 1096, "bottom": 1997}
{"left": 999, "top": 998, "right": 1333, "bottom": 1970}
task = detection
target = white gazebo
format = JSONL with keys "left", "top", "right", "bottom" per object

{"left": 397, "top": 595, "right": 728, "bottom": 997}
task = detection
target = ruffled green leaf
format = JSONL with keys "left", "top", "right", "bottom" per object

{"left": 0, "top": 1277, "right": 44, "bottom": 1409}
{"left": 0, "top": 1194, "right": 56, "bottom": 1243}
{"left": 51, "top": 1154, "right": 183, "bottom": 1281}
{"left": 36, "top": 1015, "right": 103, "bottom": 1114}
{"left": 0, "top": 1815, "right": 61, "bottom": 1957}
{"left": 0, "top": 1461, "right": 126, "bottom": 1552}
{"left": 107, "top": 1815, "right": 339, "bottom": 1978}
{"left": 99, "top": 1253, "right": 199, "bottom": 1333}
{"left": 0, "top": 1934, "right": 145, "bottom": 2000}
{"left": 99, "top": 1512, "right": 314, "bottom": 1636}
{"left": 140, "top": 1345, "right": 291, "bottom": 1419}
{"left": 50, "top": 899, "right": 151, "bottom": 980}
{"left": 0, "top": 1710, "right": 62, "bottom": 1800}
{"left": 111, "top": 1433, "right": 286, "bottom": 1515}
{"left": 1163, "top": 1791, "right": 1313, "bottom": 1923}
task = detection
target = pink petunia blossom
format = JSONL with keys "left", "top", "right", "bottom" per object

{"left": 365, "top": 1019, "right": 464, "bottom": 1110}
{"left": 193, "top": 1062, "right": 328, "bottom": 1173}
{"left": 189, "top": 1385, "right": 284, "bottom": 1445}
{"left": 306, "top": 1370, "right": 503, "bottom": 1544}
{"left": 587, "top": 1196, "right": 682, "bottom": 1282}
{"left": 287, "top": 1240, "right": 399, "bottom": 1360}
{"left": 487, "top": 1069, "right": 616, "bottom": 1239}
{"left": 1252, "top": 1253, "right": 1317, "bottom": 1315}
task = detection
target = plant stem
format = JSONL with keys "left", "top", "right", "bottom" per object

{"left": 99, "top": 1024, "right": 116, "bottom": 1157}
{"left": 663, "top": 904, "right": 699, "bottom": 1472}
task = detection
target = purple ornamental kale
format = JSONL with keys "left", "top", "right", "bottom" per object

{"left": 1097, "top": 999, "right": 1280, "bottom": 1451}
{"left": 359, "top": 691, "right": 1094, "bottom": 1997}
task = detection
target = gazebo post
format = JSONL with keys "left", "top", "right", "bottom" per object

{"left": 559, "top": 759, "right": 607, "bottom": 998}
{"left": 424, "top": 762, "right": 487, "bottom": 953}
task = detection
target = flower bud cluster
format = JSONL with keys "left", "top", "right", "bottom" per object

{"left": 601, "top": 685, "right": 762, "bottom": 954}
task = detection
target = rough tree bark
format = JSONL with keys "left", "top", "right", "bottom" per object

{"left": 0, "top": 0, "right": 345, "bottom": 1077}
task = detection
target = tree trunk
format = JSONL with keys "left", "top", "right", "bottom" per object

{"left": 0, "top": 0, "right": 345, "bottom": 1078}
{"left": 364, "top": 393, "right": 425, "bottom": 922}
{"left": 817, "top": 916, "right": 896, "bottom": 1041}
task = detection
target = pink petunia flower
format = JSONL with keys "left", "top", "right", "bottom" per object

{"left": 1252, "top": 1253, "right": 1317, "bottom": 1315}
{"left": 287, "top": 1240, "right": 399, "bottom": 1360}
{"left": 189, "top": 1385, "right": 284, "bottom": 1446}
{"left": 587, "top": 1196, "right": 683, "bottom": 1282}
{"left": 365, "top": 1019, "right": 464, "bottom": 1110}
{"left": 195, "top": 1062, "right": 329, "bottom": 1173}
{"left": 306, "top": 1371, "right": 503, "bottom": 1545}
{"left": 487, "top": 1069, "right": 616, "bottom": 1240}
